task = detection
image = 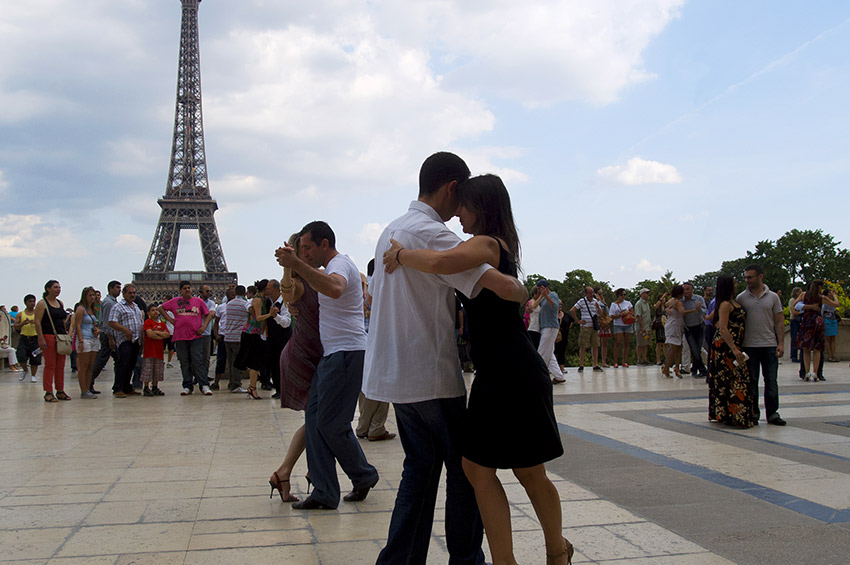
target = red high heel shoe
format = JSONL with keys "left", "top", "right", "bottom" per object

{"left": 269, "top": 471, "right": 299, "bottom": 502}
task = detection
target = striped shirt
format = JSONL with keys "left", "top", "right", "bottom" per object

{"left": 108, "top": 299, "right": 144, "bottom": 347}
{"left": 224, "top": 297, "right": 249, "bottom": 343}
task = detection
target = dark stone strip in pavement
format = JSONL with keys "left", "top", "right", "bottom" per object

{"left": 557, "top": 423, "right": 850, "bottom": 524}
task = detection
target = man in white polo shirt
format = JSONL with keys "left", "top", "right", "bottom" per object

{"left": 363, "top": 152, "right": 528, "bottom": 565}
{"left": 276, "top": 221, "right": 379, "bottom": 510}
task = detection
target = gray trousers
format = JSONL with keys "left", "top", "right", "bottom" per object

{"left": 224, "top": 341, "right": 245, "bottom": 390}
{"left": 305, "top": 350, "right": 378, "bottom": 508}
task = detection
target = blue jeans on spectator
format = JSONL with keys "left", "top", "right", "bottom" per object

{"left": 789, "top": 318, "right": 801, "bottom": 362}
{"left": 174, "top": 338, "right": 209, "bottom": 391}
{"left": 744, "top": 346, "right": 780, "bottom": 423}
{"left": 305, "top": 350, "right": 377, "bottom": 508}
{"left": 377, "top": 397, "right": 485, "bottom": 565}
{"left": 685, "top": 324, "right": 708, "bottom": 376}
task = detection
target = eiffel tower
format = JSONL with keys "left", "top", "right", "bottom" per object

{"left": 133, "top": 0, "right": 236, "bottom": 303}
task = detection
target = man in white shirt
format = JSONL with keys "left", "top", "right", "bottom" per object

{"left": 571, "top": 286, "right": 603, "bottom": 372}
{"left": 362, "top": 152, "right": 527, "bottom": 565}
{"left": 223, "top": 286, "right": 249, "bottom": 392}
{"left": 211, "top": 286, "right": 235, "bottom": 390}
{"left": 276, "top": 221, "right": 379, "bottom": 510}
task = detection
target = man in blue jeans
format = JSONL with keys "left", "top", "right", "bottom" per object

{"left": 276, "top": 221, "right": 378, "bottom": 510}
{"left": 737, "top": 264, "right": 786, "bottom": 426}
{"left": 363, "top": 152, "right": 528, "bottom": 564}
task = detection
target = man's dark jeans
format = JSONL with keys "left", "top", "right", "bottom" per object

{"left": 744, "top": 346, "right": 780, "bottom": 422}
{"left": 377, "top": 397, "right": 485, "bottom": 565}
{"left": 174, "top": 338, "right": 209, "bottom": 391}
{"left": 91, "top": 332, "right": 117, "bottom": 385}
{"left": 685, "top": 324, "right": 708, "bottom": 375}
{"left": 113, "top": 340, "right": 140, "bottom": 393}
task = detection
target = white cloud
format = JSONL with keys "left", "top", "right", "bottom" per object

{"left": 635, "top": 259, "right": 664, "bottom": 273}
{"left": 0, "top": 214, "right": 86, "bottom": 258}
{"left": 296, "top": 185, "right": 321, "bottom": 201}
{"left": 213, "top": 174, "right": 266, "bottom": 198}
{"left": 0, "top": 170, "right": 8, "bottom": 197}
{"left": 357, "top": 222, "right": 388, "bottom": 245}
{"left": 597, "top": 157, "right": 683, "bottom": 185}
{"left": 112, "top": 234, "right": 149, "bottom": 255}
{"left": 104, "top": 138, "right": 161, "bottom": 177}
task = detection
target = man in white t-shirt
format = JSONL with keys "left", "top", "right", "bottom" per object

{"left": 275, "top": 221, "right": 379, "bottom": 510}
{"left": 362, "top": 152, "right": 528, "bottom": 564}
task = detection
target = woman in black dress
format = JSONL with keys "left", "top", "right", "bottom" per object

{"left": 384, "top": 175, "right": 572, "bottom": 565}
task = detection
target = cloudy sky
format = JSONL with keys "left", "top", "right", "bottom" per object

{"left": 2, "top": 0, "right": 849, "bottom": 307}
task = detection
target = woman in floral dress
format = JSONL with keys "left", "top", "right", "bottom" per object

{"left": 708, "top": 276, "right": 754, "bottom": 428}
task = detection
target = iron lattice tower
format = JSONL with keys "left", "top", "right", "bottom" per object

{"left": 133, "top": 0, "right": 236, "bottom": 303}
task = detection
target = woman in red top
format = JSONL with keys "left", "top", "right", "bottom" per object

{"left": 142, "top": 304, "right": 170, "bottom": 396}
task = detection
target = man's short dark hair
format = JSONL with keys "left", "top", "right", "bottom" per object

{"left": 367, "top": 258, "right": 375, "bottom": 277}
{"left": 235, "top": 285, "right": 246, "bottom": 296}
{"left": 299, "top": 221, "right": 336, "bottom": 249}
{"left": 108, "top": 280, "right": 121, "bottom": 291}
{"left": 745, "top": 264, "right": 763, "bottom": 276}
{"left": 683, "top": 281, "right": 694, "bottom": 289}
{"left": 179, "top": 280, "right": 191, "bottom": 289}
{"left": 418, "top": 152, "right": 471, "bottom": 197}
{"left": 122, "top": 284, "right": 136, "bottom": 294}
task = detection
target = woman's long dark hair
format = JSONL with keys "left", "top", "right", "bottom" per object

{"left": 43, "top": 279, "right": 59, "bottom": 299}
{"left": 711, "top": 275, "right": 734, "bottom": 326}
{"left": 805, "top": 279, "right": 824, "bottom": 304}
{"left": 457, "top": 174, "right": 521, "bottom": 268}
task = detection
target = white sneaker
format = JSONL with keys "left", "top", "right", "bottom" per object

{"left": 181, "top": 387, "right": 192, "bottom": 396}
{"left": 18, "top": 373, "right": 26, "bottom": 381}
{"left": 31, "top": 376, "right": 37, "bottom": 383}
{"left": 201, "top": 386, "right": 213, "bottom": 396}
{"left": 230, "top": 386, "right": 246, "bottom": 393}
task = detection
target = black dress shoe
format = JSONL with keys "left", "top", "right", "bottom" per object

{"left": 768, "top": 416, "right": 787, "bottom": 426}
{"left": 271, "top": 392, "right": 281, "bottom": 399}
{"left": 90, "top": 388, "right": 101, "bottom": 394}
{"left": 291, "top": 496, "right": 333, "bottom": 510}
{"left": 343, "top": 476, "right": 379, "bottom": 502}
{"left": 260, "top": 383, "right": 273, "bottom": 391}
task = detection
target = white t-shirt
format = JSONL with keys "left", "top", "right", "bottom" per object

{"left": 362, "top": 201, "right": 492, "bottom": 404}
{"left": 319, "top": 254, "right": 367, "bottom": 355}
{"left": 610, "top": 300, "right": 633, "bottom": 327}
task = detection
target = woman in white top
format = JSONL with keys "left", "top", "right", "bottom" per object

{"left": 525, "top": 286, "right": 545, "bottom": 349}
{"left": 609, "top": 288, "right": 635, "bottom": 368}
{"left": 73, "top": 286, "right": 101, "bottom": 399}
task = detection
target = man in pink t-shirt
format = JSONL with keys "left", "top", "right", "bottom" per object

{"left": 160, "top": 281, "right": 214, "bottom": 396}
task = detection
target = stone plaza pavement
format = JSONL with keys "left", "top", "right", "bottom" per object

{"left": 2, "top": 359, "right": 849, "bottom": 564}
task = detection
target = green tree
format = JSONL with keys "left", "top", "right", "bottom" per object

{"left": 772, "top": 229, "right": 850, "bottom": 286}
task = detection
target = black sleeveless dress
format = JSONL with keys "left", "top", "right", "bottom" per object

{"left": 459, "top": 239, "right": 564, "bottom": 469}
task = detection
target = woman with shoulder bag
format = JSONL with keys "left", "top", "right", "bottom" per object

{"left": 34, "top": 280, "right": 71, "bottom": 402}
